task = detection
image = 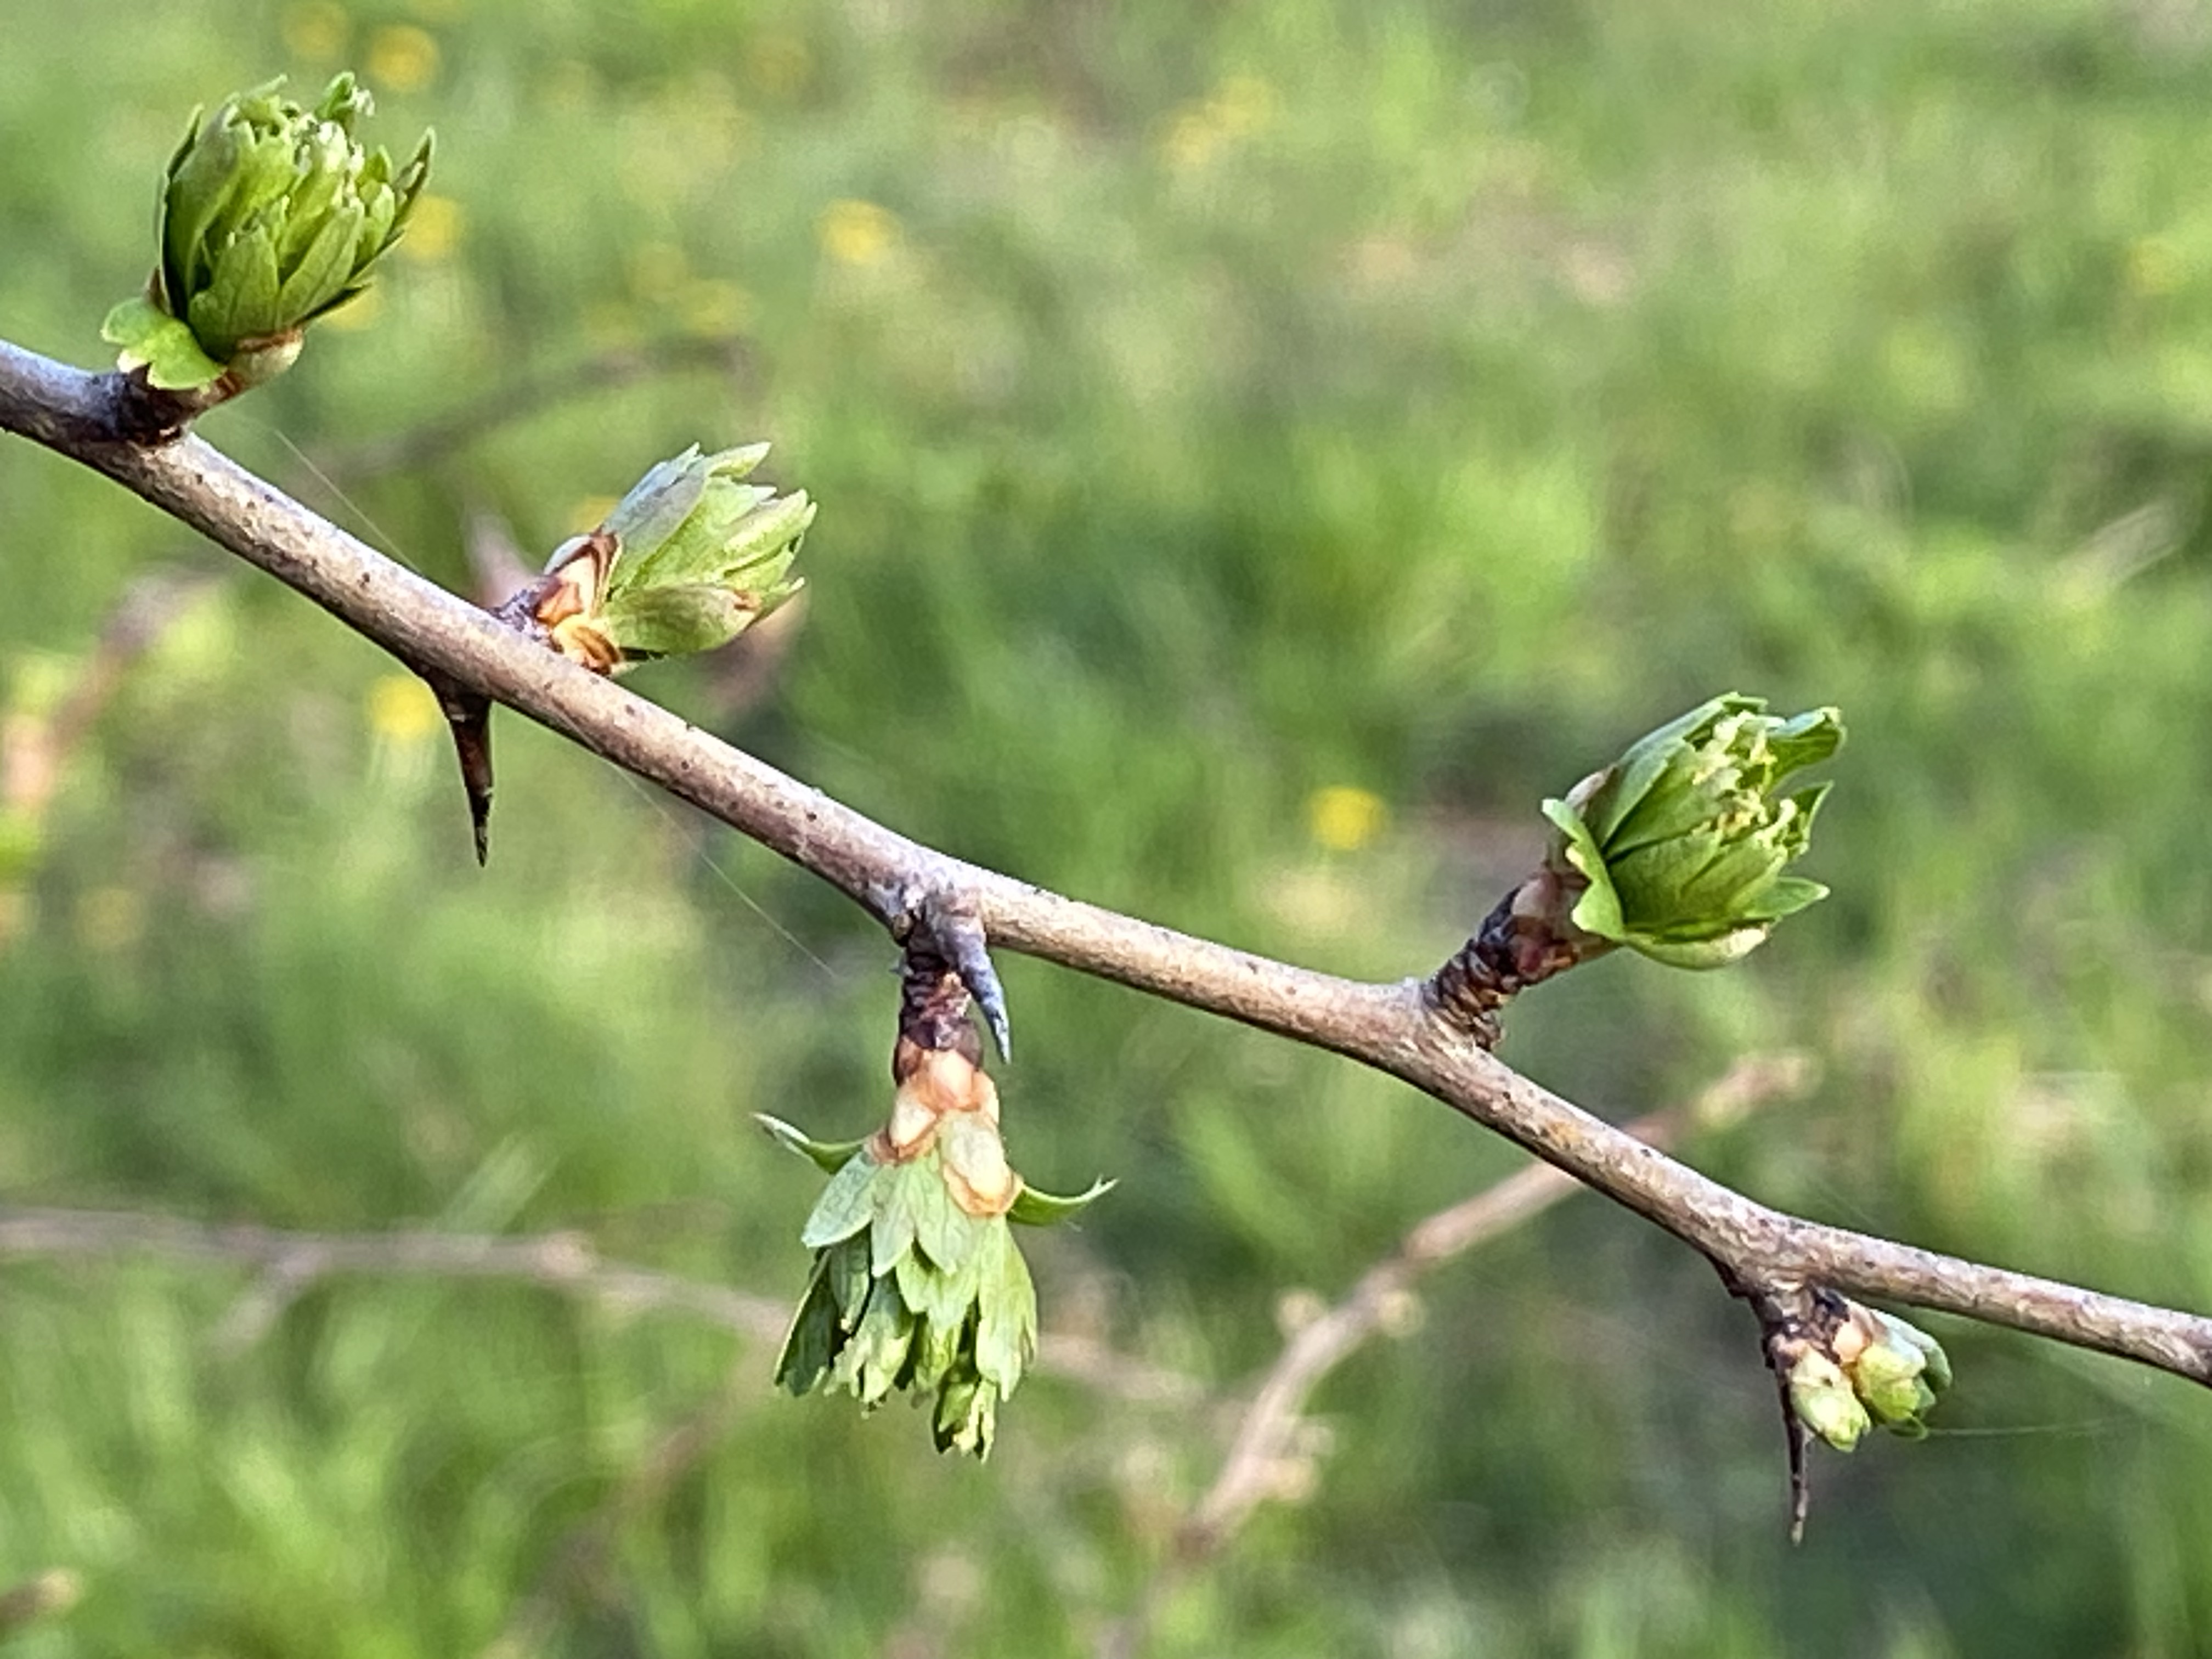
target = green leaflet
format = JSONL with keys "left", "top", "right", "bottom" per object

{"left": 101, "top": 298, "right": 226, "bottom": 391}
{"left": 800, "top": 1152, "right": 879, "bottom": 1250}
{"left": 870, "top": 1158, "right": 924, "bottom": 1277}
{"left": 772, "top": 1254, "right": 840, "bottom": 1396}
{"left": 756, "top": 1114, "right": 868, "bottom": 1175}
{"left": 603, "top": 583, "right": 763, "bottom": 659}
{"left": 907, "top": 1150, "right": 977, "bottom": 1272}
{"left": 1008, "top": 1175, "right": 1115, "bottom": 1227}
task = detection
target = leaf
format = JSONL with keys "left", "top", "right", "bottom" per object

{"left": 1737, "top": 874, "right": 1829, "bottom": 923}
{"left": 1588, "top": 694, "right": 1759, "bottom": 844}
{"left": 603, "top": 582, "right": 758, "bottom": 659}
{"left": 1543, "top": 797, "right": 1627, "bottom": 941}
{"left": 900, "top": 1232, "right": 981, "bottom": 1334}
{"left": 101, "top": 298, "right": 225, "bottom": 390}
{"left": 601, "top": 447, "right": 710, "bottom": 580}
{"left": 704, "top": 490, "right": 816, "bottom": 582}
{"left": 189, "top": 223, "right": 282, "bottom": 359}
{"left": 1008, "top": 1175, "right": 1115, "bottom": 1227}
{"left": 1628, "top": 926, "right": 1770, "bottom": 970}
{"left": 755, "top": 1114, "right": 867, "bottom": 1175}
{"left": 933, "top": 1370, "right": 990, "bottom": 1457}
{"left": 834, "top": 1278, "right": 915, "bottom": 1407}
{"left": 870, "top": 1159, "right": 922, "bottom": 1277}
{"left": 907, "top": 1291, "right": 965, "bottom": 1393}
{"left": 274, "top": 197, "right": 365, "bottom": 320}
{"left": 772, "top": 1257, "right": 840, "bottom": 1396}
{"left": 826, "top": 1235, "right": 871, "bottom": 1328}
{"left": 799, "top": 1151, "right": 879, "bottom": 1250}
{"left": 910, "top": 1154, "right": 981, "bottom": 1269}
{"left": 972, "top": 1223, "right": 1037, "bottom": 1396}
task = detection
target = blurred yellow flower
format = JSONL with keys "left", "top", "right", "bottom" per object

{"left": 367, "top": 673, "right": 442, "bottom": 744}
{"left": 819, "top": 199, "right": 901, "bottom": 267}
{"left": 1160, "top": 110, "right": 1222, "bottom": 172}
{"left": 399, "top": 193, "right": 463, "bottom": 262}
{"left": 1306, "top": 785, "right": 1388, "bottom": 852}
{"left": 281, "top": 1, "right": 351, "bottom": 63}
{"left": 1211, "top": 74, "right": 1278, "bottom": 137}
{"left": 368, "top": 23, "right": 441, "bottom": 93}
{"left": 679, "top": 278, "right": 753, "bottom": 336}
{"left": 747, "top": 32, "right": 812, "bottom": 99}
{"left": 1160, "top": 74, "right": 1278, "bottom": 172}
{"left": 2128, "top": 236, "right": 2185, "bottom": 297}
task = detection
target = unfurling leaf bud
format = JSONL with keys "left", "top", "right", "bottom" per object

{"left": 1784, "top": 1299, "right": 1952, "bottom": 1451}
{"left": 103, "top": 73, "right": 432, "bottom": 394}
{"left": 522, "top": 445, "right": 813, "bottom": 674}
{"left": 1540, "top": 693, "right": 1842, "bottom": 969}
{"left": 758, "top": 1049, "right": 1109, "bottom": 1458}
{"left": 1786, "top": 1350, "right": 1872, "bottom": 1453}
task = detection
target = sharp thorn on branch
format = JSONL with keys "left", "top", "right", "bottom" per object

{"left": 421, "top": 671, "right": 494, "bottom": 865}
{"left": 888, "top": 878, "right": 1012, "bottom": 1060}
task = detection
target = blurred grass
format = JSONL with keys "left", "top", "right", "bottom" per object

{"left": 6, "top": 0, "right": 2212, "bottom": 1653}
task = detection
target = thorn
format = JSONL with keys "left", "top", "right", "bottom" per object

{"left": 1784, "top": 1396, "right": 1812, "bottom": 1545}
{"left": 423, "top": 672, "right": 493, "bottom": 865}
{"left": 896, "top": 879, "right": 1013, "bottom": 1061}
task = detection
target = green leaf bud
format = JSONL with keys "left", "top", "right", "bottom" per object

{"left": 527, "top": 445, "right": 813, "bottom": 674}
{"left": 769, "top": 1096, "right": 1105, "bottom": 1458}
{"left": 105, "top": 72, "right": 432, "bottom": 391}
{"left": 1786, "top": 1350, "right": 1872, "bottom": 1452}
{"left": 1541, "top": 693, "right": 1842, "bottom": 969}
{"left": 1841, "top": 1307, "right": 1952, "bottom": 1436}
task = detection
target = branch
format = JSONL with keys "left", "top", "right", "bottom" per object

{"left": 4, "top": 337, "right": 2209, "bottom": 1402}
{"left": 0, "top": 1204, "right": 1195, "bottom": 1406}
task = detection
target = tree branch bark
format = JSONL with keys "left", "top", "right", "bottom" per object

{"left": 5, "top": 335, "right": 2209, "bottom": 1394}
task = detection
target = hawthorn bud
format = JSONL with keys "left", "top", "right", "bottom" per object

{"left": 1785, "top": 1299, "right": 1953, "bottom": 1451}
{"left": 1541, "top": 693, "right": 1842, "bottom": 968}
{"left": 524, "top": 445, "right": 813, "bottom": 674}
{"left": 1786, "top": 1349, "right": 1872, "bottom": 1453}
{"left": 759, "top": 1102, "right": 1109, "bottom": 1459}
{"left": 103, "top": 74, "right": 432, "bottom": 392}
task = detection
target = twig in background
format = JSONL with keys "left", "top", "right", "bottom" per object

{"left": 0, "top": 1205, "right": 1197, "bottom": 1407}
{"left": 1096, "top": 1054, "right": 1813, "bottom": 1659}
{"left": 1, "top": 564, "right": 218, "bottom": 820}
{"left": 313, "top": 336, "right": 754, "bottom": 486}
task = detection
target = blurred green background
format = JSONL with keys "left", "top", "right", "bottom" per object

{"left": 7, "top": 0, "right": 2212, "bottom": 1653}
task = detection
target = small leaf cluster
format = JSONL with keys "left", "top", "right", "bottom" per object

{"left": 762, "top": 1115, "right": 1108, "bottom": 1457}
{"left": 1786, "top": 1302, "right": 1953, "bottom": 1452}
{"left": 104, "top": 73, "right": 431, "bottom": 391}
{"left": 536, "top": 445, "right": 813, "bottom": 672}
{"left": 1542, "top": 692, "right": 1842, "bottom": 968}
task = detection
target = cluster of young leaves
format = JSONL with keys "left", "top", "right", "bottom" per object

{"left": 591, "top": 443, "right": 813, "bottom": 663}
{"left": 1542, "top": 693, "right": 1843, "bottom": 968}
{"left": 104, "top": 73, "right": 430, "bottom": 391}
{"left": 763, "top": 1116, "right": 1106, "bottom": 1457}
{"left": 1786, "top": 1301, "right": 1954, "bottom": 1452}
